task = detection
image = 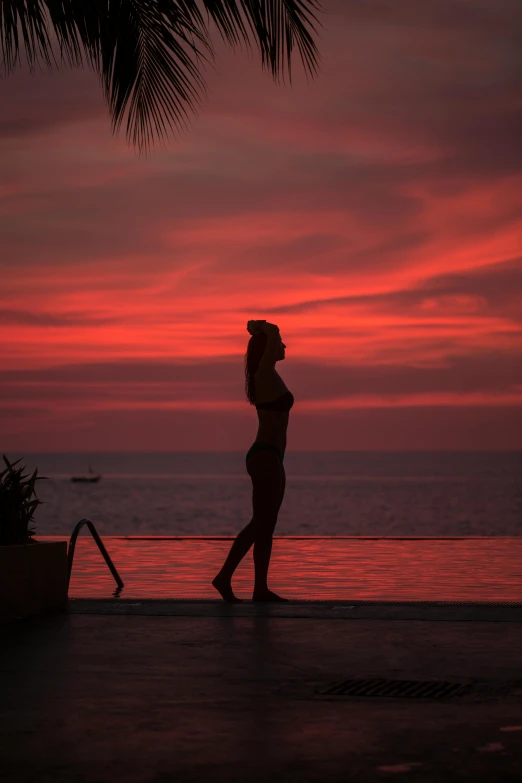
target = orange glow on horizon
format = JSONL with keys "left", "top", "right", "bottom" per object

{"left": 1, "top": 0, "right": 520, "bottom": 450}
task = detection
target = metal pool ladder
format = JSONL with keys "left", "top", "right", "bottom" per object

{"left": 67, "top": 518, "right": 124, "bottom": 591}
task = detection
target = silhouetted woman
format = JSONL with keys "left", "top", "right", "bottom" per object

{"left": 212, "top": 320, "right": 293, "bottom": 602}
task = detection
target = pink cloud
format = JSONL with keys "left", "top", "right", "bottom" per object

{"left": 0, "top": 0, "right": 520, "bottom": 449}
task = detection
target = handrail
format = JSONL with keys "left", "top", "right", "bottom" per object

{"left": 67, "top": 518, "right": 124, "bottom": 592}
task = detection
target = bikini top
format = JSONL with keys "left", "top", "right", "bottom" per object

{"left": 255, "top": 390, "right": 294, "bottom": 412}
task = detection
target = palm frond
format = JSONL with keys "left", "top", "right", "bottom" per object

{"left": 89, "top": 1, "right": 214, "bottom": 155}
{"left": 0, "top": 1, "right": 325, "bottom": 155}
{"left": 201, "top": 1, "right": 324, "bottom": 82}
{"left": 1, "top": 0, "right": 55, "bottom": 74}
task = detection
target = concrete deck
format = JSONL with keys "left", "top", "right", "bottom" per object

{"left": 2, "top": 600, "right": 522, "bottom": 782}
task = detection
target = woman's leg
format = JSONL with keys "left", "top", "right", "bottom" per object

{"left": 213, "top": 450, "right": 285, "bottom": 602}
{"left": 251, "top": 454, "right": 287, "bottom": 601}
{"left": 276, "top": 463, "right": 286, "bottom": 516}
{"left": 212, "top": 516, "right": 256, "bottom": 601}
{"left": 252, "top": 461, "right": 286, "bottom": 586}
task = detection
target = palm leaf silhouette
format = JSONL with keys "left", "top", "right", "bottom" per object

{"left": 0, "top": 0, "right": 324, "bottom": 155}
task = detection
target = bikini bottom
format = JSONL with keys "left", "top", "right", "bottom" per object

{"left": 245, "top": 441, "right": 283, "bottom": 466}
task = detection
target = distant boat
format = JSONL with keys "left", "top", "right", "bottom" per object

{"left": 71, "top": 465, "right": 102, "bottom": 483}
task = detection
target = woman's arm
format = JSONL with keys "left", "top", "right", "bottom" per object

{"left": 246, "top": 319, "right": 279, "bottom": 336}
{"left": 257, "top": 322, "right": 281, "bottom": 372}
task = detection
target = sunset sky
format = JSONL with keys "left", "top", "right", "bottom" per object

{"left": 1, "top": 0, "right": 521, "bottom": 452}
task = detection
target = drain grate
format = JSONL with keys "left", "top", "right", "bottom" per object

{"left": 318, "top": 678, "right": 474, "bottom": 700}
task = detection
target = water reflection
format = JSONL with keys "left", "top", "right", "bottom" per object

{"left": 40, "top": 536, "right": 522, "bottom": 601}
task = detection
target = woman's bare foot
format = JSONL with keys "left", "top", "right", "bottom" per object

{"left": 252, "top": 588, "right": 289, "bottom": 602}
{"left": 212, "top": 574, "right": 242, "bottom": 603}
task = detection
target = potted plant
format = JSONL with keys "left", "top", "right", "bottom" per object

{"left": 0, "top": 455, "right": 68, "bottom": 621}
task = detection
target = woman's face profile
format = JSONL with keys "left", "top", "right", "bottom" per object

{"left": 277, "top": 337, "right": 286, "bottom": 361}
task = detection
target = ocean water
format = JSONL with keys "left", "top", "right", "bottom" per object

{"left": 12, "top": 451, "right": 522, "bottom": 538}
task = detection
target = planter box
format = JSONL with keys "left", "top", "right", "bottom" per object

{"left": 0, "top": 541, "right": 68, "bottom": 621}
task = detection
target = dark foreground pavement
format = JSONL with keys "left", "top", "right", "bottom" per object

{"left": 2, "top": 599, "right": 522, "bottom": 783}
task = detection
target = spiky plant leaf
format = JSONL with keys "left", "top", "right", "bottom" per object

{"left": 0, "top": 455, "right": 47, "bottom": 545}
